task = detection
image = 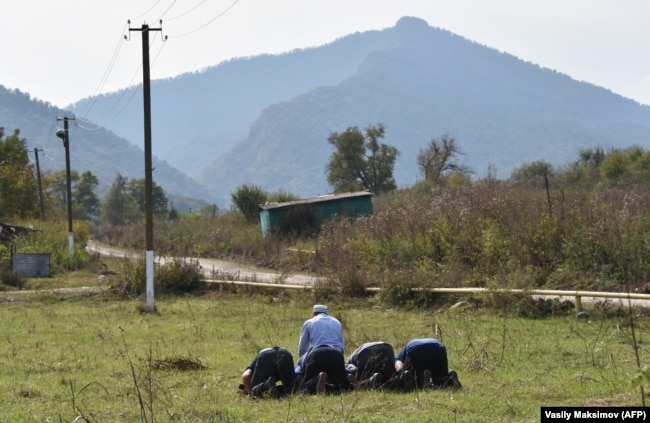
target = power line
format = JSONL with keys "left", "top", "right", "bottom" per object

{"left": 77, "top": 0, "right": 238, "bottom": 123}
{"left": 132, "top": 0, "right": 164, "bottom": 21}
{"left": 98, "top": 65, "right": 143, "bottom": 123}
{"left": 168, "top": 0, "right": 240, "bottom": 38}
{"left": 164, "top": 0, "right": 208, "bottom": 21}
{"left": 101, "top": 40, "right": 166, "bottom": 124}
{"left": 78, "top": 23, "right": 129, "bottom": 117}
{"left": 75, "top": 116, "right": 103, "bottom": 131}
{"left": 156, "top": 0, "right": 177, "bottom": 21}
{"left": 79, "top": 1, "right": 170, "bottom": 119}
{"left": 151, "top": 38, "right": 168, "bottom": 68}
{"left": 104, "top": 85, "right": 142, "bottom": 125}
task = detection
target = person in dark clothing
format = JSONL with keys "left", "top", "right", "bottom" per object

{"left": 346, "top": 341, "right": 418, "bottom": 391}
{"left": 394, "top": 338, "right": 462, "bottom": 390}
{"left": 345, "top": 341, "right": 395, "bottom": 390}
{"left": 295, "top": 345, "right": 359, "bottom": 394}
{"left": 241, "top": 346, "right": 295, "bottom": 398}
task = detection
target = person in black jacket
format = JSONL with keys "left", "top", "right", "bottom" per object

{"left": 241, "top": 346, "right": 295, "bottom": 398}
{"left": 346, "top": 341, "right": 418, "bottom": 391}
{"left": 295, "top": 345, "right": 359, "bottom": 394}
{"left": 394, "top": 338, "right": 461, "bottom": 390}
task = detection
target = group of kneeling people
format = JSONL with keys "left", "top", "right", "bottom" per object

{"left": 240, "top": 304, "right": 462, "bottom": 398}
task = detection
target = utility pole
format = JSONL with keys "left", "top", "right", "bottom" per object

{"left": 56, "top": 116, "right": 75, "bottom": 261}
{"left": 127, "top": 20, "right": 166, "bottom": 312}
{"left": 33, "top": 148, "right": 45, "bottom": 220}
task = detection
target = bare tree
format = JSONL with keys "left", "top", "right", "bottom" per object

{"left": 417, "top": 132, "right": 470, "bottom": 184}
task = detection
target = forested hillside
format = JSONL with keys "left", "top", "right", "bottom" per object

{"left": 196, "top": 17, "right": 650, "bottom": 205}
{"left": 70, "top": 26, "right": 395, "bottom": 177}
{"left": 0, "top": 86, "right": 211, "bottom": 207}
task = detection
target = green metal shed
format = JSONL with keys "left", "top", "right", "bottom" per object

{"left": 259, "top": 191, "right": 373, "bottom": 237}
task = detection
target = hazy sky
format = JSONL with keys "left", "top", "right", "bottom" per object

{"left": 2, "top": 0, "right": 650, "bottom": 108}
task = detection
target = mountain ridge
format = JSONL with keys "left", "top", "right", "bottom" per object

{"left": 195, "top": 17, "right": 650, "bottom": 205}
{"left": 3, "top": 16, "right": 649, "bottom": 208}
{"left": 0, "top": 86, "right": 212, "bottom": 211}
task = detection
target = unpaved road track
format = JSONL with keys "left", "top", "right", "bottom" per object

{"left": 86, "top": 240, "right": 324, "bottom": 287}
{"left": 6, "top": 240, "right": 647, "bottom": 309}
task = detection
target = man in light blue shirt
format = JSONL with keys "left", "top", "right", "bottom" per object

{"left": 298, "top": 304, "right": 344, "bottom": 357}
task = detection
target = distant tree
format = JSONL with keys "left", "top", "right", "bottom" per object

{"left": 326, "top": 123, "right": 399, "bottom": 194}
{"left": 560, "top": 147, "right": 604, "bottom": 185}
{"left": 600, "top": 151, "right": 626, "bottom": 180}
{"left": 0, "top": 128, "right": 39, "bottom": 219}
{"left": 231, "top": 184, "right": 268, "bottom": 223}
{"left": 127, "top": 178, "right": 169, "bottom": 216}
{"left": 101, "top": 174, "right": 139, "bottom": 225}
{"left": 199, "top": 203, "right": 219, "bottom": 218}
{"left": 417, "top": 132, "right": 470, "bottom": 184}
{"left": 49, "top": 169, "right": 80, "bottom": 212}
{"left": 73, "top": 171, "right": 100, "bottom": 220}
{"left": 168, "top": 204, "right": 179, "bottom": 221}
{"left": 268, "top": 189, "right": 299, "bottom": 204}
{"left": 597, "top": 146, "right": 650, "bottom": 181}
{"left": 447, "top": 170, "right": 473, "bottom": 187}
{"left": 625, "top": 145, "right": 650, "bottom": 173}
{"left": 578, "top": 146, "right": 605, "bottom": 167}
{"left": 511, "top": 160, "right": 554, "bottom": 180}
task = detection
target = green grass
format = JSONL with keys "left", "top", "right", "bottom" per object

{"left": 0, "top": 290, "right": 647, "bottom": 422}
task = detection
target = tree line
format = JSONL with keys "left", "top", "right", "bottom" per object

{"left": 0, "top": 127, "right": 173, "bottom": 225}
{"left": 325, "top": 123, "right": 468, "bottom": 195}
{"left": 4, "top": 122, "right": 650, "bottom": 229}
{"left": 230, "top": 123, "right": 469, "bottom": 222}
{"left": 3, "top": 122, "right": 650, "bottom": 295}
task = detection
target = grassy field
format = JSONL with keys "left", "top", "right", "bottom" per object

{"left": 0, "top": 288, "right": 648, "bottom": 422}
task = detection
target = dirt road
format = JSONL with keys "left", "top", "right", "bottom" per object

{"left": 86, "top": 240, "right": 324, "bottom": 287}
{"left": 85, "top": 241, "right": 650, "bottom": 308}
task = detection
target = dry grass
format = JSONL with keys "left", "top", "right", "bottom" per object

{"left": 0, "top": 290, "right": 648, "bottom": 422}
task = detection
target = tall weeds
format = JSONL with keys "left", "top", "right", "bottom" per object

{"left": 25, "top": 162, "right": 650, "bottom": 308}
{"left": 315, "top": 178, "right": 650, "bottom": 300}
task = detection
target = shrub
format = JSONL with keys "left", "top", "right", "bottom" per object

{"left": 231, "top": 184, "right": 268, "bottom": 224}
{"left": 110, "top": 258, "right": 205, "bottom": 297}
{"left": 0, "top": 270, "right": 26, "bottom": 290}
{"left": 10, "top": 220, "right": 92, "bottom": 272}
{"left": 111, "top": 258, "right": 146, "bottom": 297}
{"left": 156, "top": 259, "right": 205, "bottom": 294}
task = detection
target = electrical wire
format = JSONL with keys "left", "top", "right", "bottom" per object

{"left": 102, "top": 39, "right": 166, "bottom": 125}
{"left": 168, "top": 0, "right": 240, "bottom": 38}
{"left": 78, "top": 22, "right": 129, "bottom": 117}
{"left": 132, "top": 0, "right": 164, "bottom": 21}
{"left": 156, "top": 0, "right": 177, "bottom": 22}
{"left": 46, "top": 120, "right": 65, "bottom": 162}
{"left": 75, "top": 116, "right": 103, "bottom": 131}
{"left": 77, "top": 0, "right": 235, "bottom": 124}
{"left": 75, "top": 1, "right": 173, "bottom": 126}
{"left": 101, "top": 20, "right": 167, "bottom": 122}
{"left": 99, "top": 31, "right": 160, "bottom": 122}
{"left": 41, "top": 146, "right": 57, "bottom": 162}
{"left": 151, "top": 38, "right": 167, "bottom": 68}
{"left": 102, "top": 73, "right": 142, "bottom": 124}
{"left": 164, "top": 0, "right": 208, "bottom": 21}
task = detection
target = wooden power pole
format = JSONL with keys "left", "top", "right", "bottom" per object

{"left": 127, "top": 20, "right": 166, "bottom": 312}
